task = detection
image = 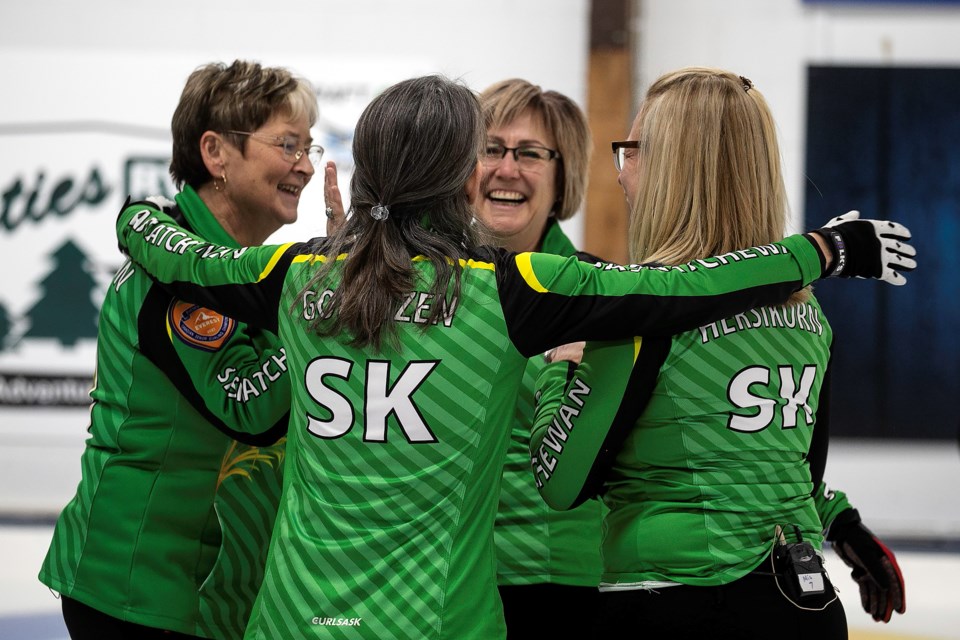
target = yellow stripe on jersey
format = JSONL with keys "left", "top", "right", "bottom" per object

{"left": 258, "top": 243, "right": 297, "bottom": 281}
{"left": 290, "top": 252, "right": 348, "bottom": 265}
{"left": 283, "top": 252, "right": 495, "bottom": 274}
{"left": 633, "top": 336, "right": 642, "bottom": 363}
{"left": 462, "top": 258, "right": 494, "bottom": 271}
{"left": 411, "top": 255, "right": 495, "bottom": 270}
{"left": 515, "top": 252, "right": 548, "bottom": 293}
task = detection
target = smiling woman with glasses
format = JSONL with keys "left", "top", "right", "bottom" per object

{"left": 475, "top": 78, "right": 603, "bottom": 640}
{"left": 39, "top": 59, "right": 320, "bottom": 640}
{"left": 224, "top": 130, "right": 325, "bottom": 166}
{"left": 111, "top": 70, "right": 916, "bottom": 640}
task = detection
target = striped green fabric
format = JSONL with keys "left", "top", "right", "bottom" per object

{"left": 585, "top": 298, "right": 833, "bottom": 585}
{"left": 198, "top": 440, "right": 286, "bottom": 637}
{"left": 116, "top": 202, "right": 825, "bottom": 639}
{"left": 39, "top": 187, "right": 290, "bottom": 639}
{"left": 243, "top": 262, "right": 518, "bottom": 639}
{"left": 495, "top": 221, "right": 603, "bottom": 587}
{"left": 813, "top": 483, "right": 853, "bottom": 532}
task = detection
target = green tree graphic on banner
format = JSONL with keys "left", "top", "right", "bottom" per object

{"left": 23, "top": 239, "right": 99, "bottom": 346}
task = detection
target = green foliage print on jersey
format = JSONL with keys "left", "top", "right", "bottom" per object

{"left": 198, "top": 437, "right": 286, "bottom": 639}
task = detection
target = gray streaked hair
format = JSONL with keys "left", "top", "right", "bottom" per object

{"left": 301, "top": 75, "right": 485, "bottom": 350}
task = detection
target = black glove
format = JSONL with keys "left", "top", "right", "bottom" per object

{"left": 813, "top": 210, "right": 917, "bottom": 285}
{"left": 827, "top": 508, "right": 906, "bottom": 622}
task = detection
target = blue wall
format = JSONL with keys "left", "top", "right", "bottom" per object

{"left": 805, "top": 65, "right": 960, "bottom": 439}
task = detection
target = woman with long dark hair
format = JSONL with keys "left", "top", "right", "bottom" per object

{"left": 115, "top": 74, "right": 912, "bottom": 639}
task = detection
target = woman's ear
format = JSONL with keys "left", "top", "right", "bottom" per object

{"left": 465, "top": 160, "right": 483, "bottom": 206}
{"left": 200, "top": 131, "right": 226, "bottom": 178}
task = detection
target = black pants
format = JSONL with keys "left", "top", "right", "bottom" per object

{"left": 499, "top": 583, "right": 600, "bottom": 639}
{"left": 61, "top": 596, "right": 205, "bottom": 640}
{"left": 596, "top": 570, "right": 847, "bottom": 640}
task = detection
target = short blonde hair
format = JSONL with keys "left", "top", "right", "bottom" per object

{"left": 480, "top": 79, "right": 591, "bottom": 221}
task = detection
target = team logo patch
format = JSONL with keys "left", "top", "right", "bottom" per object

{"left": 168, "top": 300, "right": 236, "bottom": 351}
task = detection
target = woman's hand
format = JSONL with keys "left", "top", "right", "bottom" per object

{"left": 324, "top": 160, "right": 347, "bottom": 236}
{"left": 544, "top": 341, "right": 585, "bottom": 365}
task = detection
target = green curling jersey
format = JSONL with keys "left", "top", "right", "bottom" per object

{"left": 495, "top": 220, "right": 602, "bottom": 587}
{"left": 531, "top": 294, "right": 835, "bottom": 587}
{"left": 116, "top": 202, "right": 825, "bottom": 639}
{"left": 39, "top": 186, "right": 290, "bottom": 639}
{"left": 815, "top": 482, "right": 854, "bottom": 533}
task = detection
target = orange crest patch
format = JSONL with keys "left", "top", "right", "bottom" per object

{"left": 168, "top": 300, "right": 236, "bottom": 351}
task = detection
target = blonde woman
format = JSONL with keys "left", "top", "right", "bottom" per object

{"left": 532, "top": 68, "right": 910, "bottom": 638}
{"left": 116, "top": 74, "right": 911, "bottom": 639}
{"left": 475, "top": 79, "right": 603, "bottom": 638}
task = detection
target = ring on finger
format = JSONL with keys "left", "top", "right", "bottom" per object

{"left": 325, "top": 206, "right": 334, "bottom": 219}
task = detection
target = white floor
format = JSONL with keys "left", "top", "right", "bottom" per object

{"left": 2, "top": 524, "right": 958, "bottom": 640}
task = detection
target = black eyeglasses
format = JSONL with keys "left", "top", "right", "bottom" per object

{"left": 482, "top": 142, "right": 560, "bottom": 170}
{"left": 611, "top": 140, "right": 641, "bottom": 173}
{"left": 225, "top": 131, "right": 324, "bottom": 166}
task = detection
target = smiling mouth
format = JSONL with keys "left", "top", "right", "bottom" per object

{"left": 278, "top": 184, "right": 301, "bottom": 197}
{"left": 487, "top": 190, "right": 526, "bottom": 205}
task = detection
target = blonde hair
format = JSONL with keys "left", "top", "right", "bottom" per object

{"left": 627, "top": 67, "right": 806, "bottom": 303}
{"left": 480, "top": 78, "right": 591, "bottom": 221}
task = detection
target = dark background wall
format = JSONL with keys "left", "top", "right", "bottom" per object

{"left": 805, "top": 65, "right": 960, "bottom": 439}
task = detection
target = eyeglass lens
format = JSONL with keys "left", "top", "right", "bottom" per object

{"left": 227, "top": 131, "right": 324, "bottom": 166}
{"left": 278, "top": 138, "right": 324, "bottom": 166}
{"left": 612, "top": 141, "right": 640, "bottom": 172}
